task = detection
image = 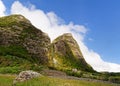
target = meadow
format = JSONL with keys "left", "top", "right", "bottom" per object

{"left": 0, "top": 74, "right": 117, "bottom": 86}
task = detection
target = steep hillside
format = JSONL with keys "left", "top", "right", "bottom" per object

{"left": 48, "top": 33, "right": 94, "bottom": 72}
{"left": 0, "top": 15, "right": 94, "bottom": 74}
{"left": 0, "top": 15, "right": 120, "bottom": 84}
{"left": 0, "top": 15, "right": 50, "bottom": 65}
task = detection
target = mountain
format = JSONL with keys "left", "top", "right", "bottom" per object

{"left": 0, "top": 15, "right": 94, "bottom": 73}
{"left": 0, "top": 15, "right": 50, "bottom": 65}
{"left": 1, "top": 15, "right": 120, "bottom": 84}
{"left": 48, "top": 33, "right": 94, "bottom": 72}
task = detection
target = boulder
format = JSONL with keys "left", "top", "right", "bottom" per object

{"left": 13, "top": 70, "right": 41, "bottom": 85}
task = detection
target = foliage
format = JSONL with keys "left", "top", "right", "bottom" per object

{"left": 0, "top": 45, "right": 30, "bottom": 60}
{"left": 109, "top": 76, "right": 120, "bottom": 84}
{"left": 0, "top": 54, "right": 44, "bottom": 74}
{"left": 0, "top": 67, "right": 22, "bottom": 74}
{"left": 0, "top": 15, "right": 119, "bottom": 85}
{"left": 0, "top": 74, "right": 116, "bottom": 86}
{"left": 48, "top": 42, "right": 94, "bottom": 73}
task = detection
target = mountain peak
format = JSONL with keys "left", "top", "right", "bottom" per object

{"left": 0, "top": 14, "right": 30, "bottom": 27}
{"left": 1, "top": 14, "right": 27, "bottom": 21}
{"left": 62, "top": 33, "right": 72, "bottom": 37}
{"left": 49, "top": 33, "right": 94, "bottom": 72}
{"left": 0, "top": 15, "right": 94, "bottom": 73}
{"left": 0, "top": 14, "right": 50, "bottom": 64}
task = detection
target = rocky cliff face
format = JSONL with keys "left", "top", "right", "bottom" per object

{"left": 0, "top": 15, "right": 94, "bottom": 72}
{"left": 0, "top": 15, "right": 50, "bottom": 64}
{"left": 48, "top": 33, "right": 94, "bottom": 72}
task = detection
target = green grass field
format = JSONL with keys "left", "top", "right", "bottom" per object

{"left": 0, "top": 74, "right": 117, "bottom": 86}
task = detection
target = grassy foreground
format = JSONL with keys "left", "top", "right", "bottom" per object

{"left": 0, "top": 74, "right": 117, "bottom": 86}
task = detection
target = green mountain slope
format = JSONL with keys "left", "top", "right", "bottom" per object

{"left": 48, "top": 33, "right": 94, "bottom": 72}
{"left": 0, "top": 15, "right": 50, "bottom": 64}
{"left": 0, "top": 15, "right": 94, "bottom": 73}
{"left": 0, "top": 15, "right": 120, "bottom": 84}
{"left": 0, "top": 15, "right": 51, "bottom": 73}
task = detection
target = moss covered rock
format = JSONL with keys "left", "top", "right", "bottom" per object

{"left": 0, "top": 15, "right": 50, "bottom": 64}
{"left": 48, "top": 33, "right": 94, "bottom": 72}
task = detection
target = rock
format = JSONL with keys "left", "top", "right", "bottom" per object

{"left": 0, "top": 15, "right": 95, "bottom": 75}
{"left": 72, "top": 68, "right": 78, "bottom": 73}
{"left": 0, "top": 15, "right": 50, "bottom": 64}
{"left": 48, "top": 33, "right": 94, "bottom": 72}
{"left": 13, "top": 70, "right": 41, "bottom": 85}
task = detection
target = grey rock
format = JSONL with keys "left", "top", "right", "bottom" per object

{"left": 13, "top": 70, "right": 41, "bottom": 85}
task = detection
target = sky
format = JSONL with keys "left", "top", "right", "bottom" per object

{"left": 0, "top": 0, "right": 120, "bottom": 72}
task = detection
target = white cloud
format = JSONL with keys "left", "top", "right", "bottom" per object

{"left": 4, "top": 1, "right": 120, "bottom": 72}
{"left": 0, "top": 0, "right": 6, "bottom": 16}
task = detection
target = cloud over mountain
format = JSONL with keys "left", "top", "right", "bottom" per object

{"left": 0, "top": 0, "right": 120, "bottom": 72}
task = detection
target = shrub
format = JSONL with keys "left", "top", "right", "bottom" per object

{"left": 109, "top": 76, "right": 120, "bottom": 84}
{"left": 0, "top": 66, "right": 22, "bottom": 74}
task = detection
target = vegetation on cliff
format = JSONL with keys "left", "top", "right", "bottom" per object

{"left": 48, "top": 33, "right": 94, "bottom": 72}
{"left": 0, "top": 15, "right": 120, "bottom": 84}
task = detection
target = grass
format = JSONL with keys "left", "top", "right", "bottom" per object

{"left": 49, "top": 42, "right": 93, "bottom": 72}
{"left": 0, "top": 45, "right": 31, "bottom": 61}
{"left": 0, "top": 15, "right": 28, "bottom": 27}
{"left": 0, "top": 74, "right": 116, "bottom": 86}
{"left": 0, "top": 74, "right": 15, "bottom": 86}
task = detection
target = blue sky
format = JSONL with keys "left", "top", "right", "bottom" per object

{"left": 1, "top": 0, "right": 120, "bottom": 72}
